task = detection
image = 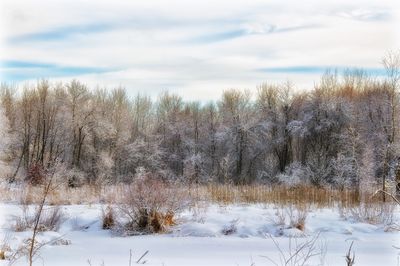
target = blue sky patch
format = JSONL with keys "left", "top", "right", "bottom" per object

{"left": 0, "top": 60, "right": 116, "bottom": 81}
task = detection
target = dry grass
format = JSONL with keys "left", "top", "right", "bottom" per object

{"left": 205, "top": 184, "right": 369, "bottom": 208}
{"left": 0, "top": 182, "right": 392, "bottom": 210}
{"left": 0, "top": 183, "right": 126, "bottom": 205}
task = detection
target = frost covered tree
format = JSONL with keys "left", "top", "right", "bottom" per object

{"left": 155, "top": 92, "right": 185, "bottom": 177}
{"left": 253, "top": 82, "right": 296, "bottom": 184}
{"left": 0, "top": 106, "right": 12, "bottom": 179}
{"left": 380, "top": 51, "right": 400, "bottom": 200}
{"left": 218, "top": 89, "right": 256, "bottom": 184}
{"left": 1, "top": 52, "right": 400, "bottom": 189}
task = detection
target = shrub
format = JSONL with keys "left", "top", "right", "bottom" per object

{"left": 265, "top": 232, "right": 324, "bottom": 266}
{"left": 25, "top": 163, "right": 46, "bottom": 186}
{"left": 66, "top": 168, "right": 85, "bottom": 188}
{"left": 39, "top": 207, "right": 65, "bottom": 231}
{"left": 273, "top": 207, "right": 286, "bottom": 227}
{"left": 102, "top": 206, "right": 115, "bottom": 230}
{"left": 0, "top": 234, "right": 10, "bottom": 260}
{"left": 273, "top": 204, "right": 309, "bottom": 231}
{"left": 277, "top": 162, "right": 315, "bottom": 188}
{"left": 221, "top": 219, "right": 238, "bottom": 235}
{"left": 348, "top": 202, "right": 395, "bottom": 225}
{"left": 118, "top": 171, "right": 189, "bottom": 234}
{"left": 288, "top": 205, "right": 308, "bottom": 231}
{"left": 12, "top": 206, "right": 65, "bottom": 232}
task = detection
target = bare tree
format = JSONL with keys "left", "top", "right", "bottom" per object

{"left": 1, "top": 57, "right": 399, "bottom": 189}
{"left": 381, "top": 50, "right": 400, "bottom": 201}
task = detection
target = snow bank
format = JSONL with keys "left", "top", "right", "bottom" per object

{"left": 0, "top": 203, "right": 399, "bottom": 266}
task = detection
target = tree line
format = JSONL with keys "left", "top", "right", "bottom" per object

{"left": 1, "top": 52, "right": 399, "bottom": 191}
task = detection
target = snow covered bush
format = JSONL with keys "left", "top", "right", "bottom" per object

{"left": 183, "top": 153, "right": 209, "bottom": 184}
{"left": 221, "top": 219, "right": 238, "bottom": 235}
{"left": 287, "top": 205, "right": 308, "bottom": 231}
{"left": 116, "top": 139, "right": 165, "bottom": 182}
{"left": 94, "top": 151, "right": 115, "bottom": 184}
{"left": 273, "top": 204, "right": 309, "bottom": 232}
{"left": 347, "top": 202, "right": 395, "bottom": 225}
{"left": 277, "top": 162, "right": 314, "bottom": 188}
{"left": 12, "top": 205, "right": 65, "bottom": 232}
{"left": 66, "top": 168, "right": 86, "bottom": 188}
{"left": 117, "top": 170, "right": 189, "bottom": 234}
{"left": 331, "top": 153, "right": 357, "bottom": 191}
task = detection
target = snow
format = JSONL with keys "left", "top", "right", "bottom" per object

{"left": 0, "top": 203, "right": 399, "bottom": 266}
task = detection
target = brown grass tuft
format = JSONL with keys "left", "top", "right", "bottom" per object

{"left": 102, "top": 206, "right": 115, "bottom": 230}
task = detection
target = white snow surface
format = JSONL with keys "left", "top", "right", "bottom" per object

{"left": 0, "top": 203, "right": 399, "bottom": 266}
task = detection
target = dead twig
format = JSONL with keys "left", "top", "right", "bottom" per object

{"left": 345, "top": 241, "right": 355, "bottom": 266}
{"left": 372, "top": 189, "right": 400, "bottom": 205}
{"left": 136, "top": 250, "right": 149, "bottom": 264}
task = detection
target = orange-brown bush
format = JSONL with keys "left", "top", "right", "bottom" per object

{"left": 0, "top": 234, "right": 10, "bottom": 261}
{"left": 118, "top": 173, "right": 189, "bottom": 234}
{"left": 102, "top": 206, "right": 115, "bottom": 230}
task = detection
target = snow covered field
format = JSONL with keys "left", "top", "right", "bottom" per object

{"left": 1, "top": 203, "right": 399, "bottom": 266}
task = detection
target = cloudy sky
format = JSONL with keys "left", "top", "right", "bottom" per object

{"left": 0, "top": 0, "right": 399, "bottom": 100}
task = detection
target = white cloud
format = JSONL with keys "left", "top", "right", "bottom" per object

{"left": 0, "top": 0, "right": 399, "bottom": 100}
